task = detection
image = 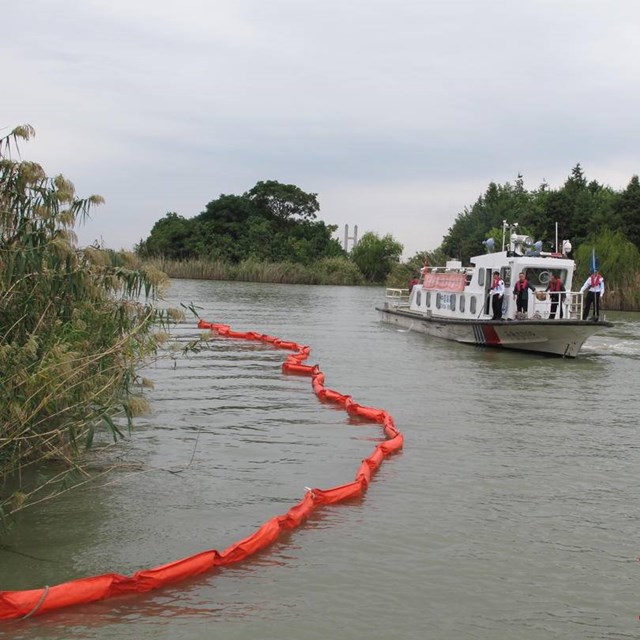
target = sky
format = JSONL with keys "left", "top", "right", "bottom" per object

{"left": 3, "top": 0, "right": 640, "bottom": 258}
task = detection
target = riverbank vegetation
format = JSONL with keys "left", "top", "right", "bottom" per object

{"left": 136, "top": 181, "right": 403, "bottom": 285}
{"left": 0, "top": 126, "right": 170, "bottom": 525}
{"left": 137, "top": 167, "right": 640, "bottom": 306}
{"left": 433, "top": 166, "right": 640, "bottom": 308}
{"left": 143, "top": 256, "right": 365, "bottom": 285}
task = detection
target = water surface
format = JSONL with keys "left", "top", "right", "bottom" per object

{"left": 3, "top": 280, "right": 640, "bottom": 639}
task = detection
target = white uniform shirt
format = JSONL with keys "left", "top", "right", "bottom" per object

{"left": 490, "top": 278, "right": 505, "bottom": 296}
{"left": 579, "top": 274, "right": 605, "bottom": 295}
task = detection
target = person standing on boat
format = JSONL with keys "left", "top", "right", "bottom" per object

{"left": 489, "top": 271, "right": 505, "bottom": 320}
{"left": 580, "top": 270, "right": 605, "bottom": 320}
{"left": 545, "top": 274, "right": 566, "bottom": 319}
{"left": 513, "top": 272, "right": 535, "bottom": 314}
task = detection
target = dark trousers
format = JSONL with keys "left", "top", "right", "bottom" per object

{"left": 515, "top": 296, "right": 528, "bottom": 313}
{"left": 549, "top": 294, "right": 563, "bottom": 319}
{"left": 491, "top": 294, "right": 503, "bottom": 319}
{"left": 583, "top": 291, "right": 600, "bottom": 319}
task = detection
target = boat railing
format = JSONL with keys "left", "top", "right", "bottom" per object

{"left": 385, "top": 288, "right": 410, "bottom": 307}
{"left": 529, "top": 291, "right": 584, "bottom": 320}
{"left": 425, "top": 266, "right": 468, "bottom": 274}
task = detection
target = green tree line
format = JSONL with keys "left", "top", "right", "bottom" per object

{"left": 439, "top": 166, "right": 639, "bottom": 268}
{"left": 431, "top": 165, "right": 640, "bottom": 308}
{"left": 138, "top": 166, "right": 640, "bottom": 302}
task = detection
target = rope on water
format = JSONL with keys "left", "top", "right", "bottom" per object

{"left": 19, "top": 586, "right": 49, "bottom": 621}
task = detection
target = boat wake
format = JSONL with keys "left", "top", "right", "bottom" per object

{"left": 581, "top": 328, "right": 640, "bottom": 358}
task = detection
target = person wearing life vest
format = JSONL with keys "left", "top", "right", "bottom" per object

{"left": 489, "top": 270, "right": 505, "bottom": 320}
{"left": 579, "top": 270, "right": 605, "bottom": 320}
{"left": 513, "top": 272, "right": 535, "bottom": 314}
{"left": 545, "top": 273, "right": 566, "bottom": 319}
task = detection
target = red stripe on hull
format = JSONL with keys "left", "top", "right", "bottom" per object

{"left": 482, "top": 324, "right": 501, "bottom": 345}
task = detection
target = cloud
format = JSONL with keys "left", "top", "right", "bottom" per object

{"left": 3, "top": 0, "right": 640, "bottom": 257}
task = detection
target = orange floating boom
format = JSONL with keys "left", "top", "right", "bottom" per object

{"left": 0, "top": 319, "right": 403, "bottom": 621}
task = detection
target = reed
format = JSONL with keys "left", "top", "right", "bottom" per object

{"left": 599, "top": 286, "right": 640, "bottom": 311}
{"left": 575, "top": 229, "right": 640, "bottom": 311}
{"left": 142, "top": 256, "right": 364, "bottom": 285}
{"left": 0, "top": 126, "right": 171, "bottom": 523}
{"left": 140, "top": 258, "right": 229, "bottom": 280}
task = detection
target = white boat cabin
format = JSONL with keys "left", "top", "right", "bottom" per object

{"left": 393, "top": 233, "right": 586, "bottom": 321}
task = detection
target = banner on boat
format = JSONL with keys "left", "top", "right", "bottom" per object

{"left": 422, "top": 272, "right": 466, "bottom": 292}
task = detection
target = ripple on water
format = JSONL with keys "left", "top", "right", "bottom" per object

{"left": 3, "top": 285, "right": 640, "bottom": 639}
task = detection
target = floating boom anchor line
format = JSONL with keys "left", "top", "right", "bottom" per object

{"left": 0, "top": 320, "right": 404, "bottom": 621}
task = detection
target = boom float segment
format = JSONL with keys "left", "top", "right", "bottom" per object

{"left": 0, "top": 319, "right": 403, "bottom": 621}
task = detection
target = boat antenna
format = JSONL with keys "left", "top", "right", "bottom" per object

{"left": 555, "top": 222, "right": 558, "bottom": 253}
{"left": 503, "top": 220, "right": 518, "bottom": 253}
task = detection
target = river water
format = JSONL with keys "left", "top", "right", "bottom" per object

{"left": 2, "top": 279, "right": 640, "bottom": 640}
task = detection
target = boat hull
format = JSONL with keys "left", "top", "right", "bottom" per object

{"left": 376, "top": 305, "right": 611, "bottom": 357}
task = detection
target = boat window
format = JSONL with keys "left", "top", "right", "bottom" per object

{"left": 478, "top": 270, "right": 484, "bottom": 286}
{"left": 426, "top": 292, "right": 431, "bottom": 307}
{"left": 416, "top": 290, "right": 421, "bottom": 306}
{"left": 501, "top": 267, "right": 511, "bottom": 287}
{"left": 459, "top": 295, "right": 465, "bottom": 313}
{"left": 437, "top": 293, "right": 456, "bottom": 310}
{"left": 523, "top": 268, "right": 568, "bottom": 287}
{"left": 470, "top": 296, "right": 477, "bottom": 314}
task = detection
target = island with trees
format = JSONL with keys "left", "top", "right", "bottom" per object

{"left": 136, "top": 180, "right": 403, "bottom": 285}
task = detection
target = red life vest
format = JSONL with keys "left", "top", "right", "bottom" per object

{"left": 590, "top": 274, "right": 602, "bottom": 288}
{"left": 549, "top": 279, "right": 562, "bottom": 292}
{"left": 515, "top": 279, "right": 529, "bottom": 292}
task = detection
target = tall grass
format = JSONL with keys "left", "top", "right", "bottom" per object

{"left": 142, "top": 256, "right": 365, "bottom": 285}
{"left": 0, "top": 126, "right": 171, "bottom": 523}
{"left": 575, "top": 229, "right": 640, "bottom": 311}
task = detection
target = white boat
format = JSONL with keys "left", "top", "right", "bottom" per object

{"left": 376, "top": 225, "right": 613, "bottom": 357}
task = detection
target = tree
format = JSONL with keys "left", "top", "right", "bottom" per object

{"left": 138, "top": 181, "right": 342, "bottom": 265}
{"left": 613, "top": 175, "right": 640, "bottom": 248}
{"left": 137, "top": 212, "right": 194, "bottom": 259}
{"left": 556, "top": 164, "right": 603, "bottom": 244}
{"left": 193, "top": 195, "right": 256, "bottom": 262}
{"left": 244, "top": 180, "right": 319, "bottom": 223}
{"left": 438, "top": 168, "right": 633, "bottom": 263}
{"left": 350, "top": 232, "right": 403, "bottom": 282}
{"left": 441, "top": 179, "right": 537, "bottom": 263}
